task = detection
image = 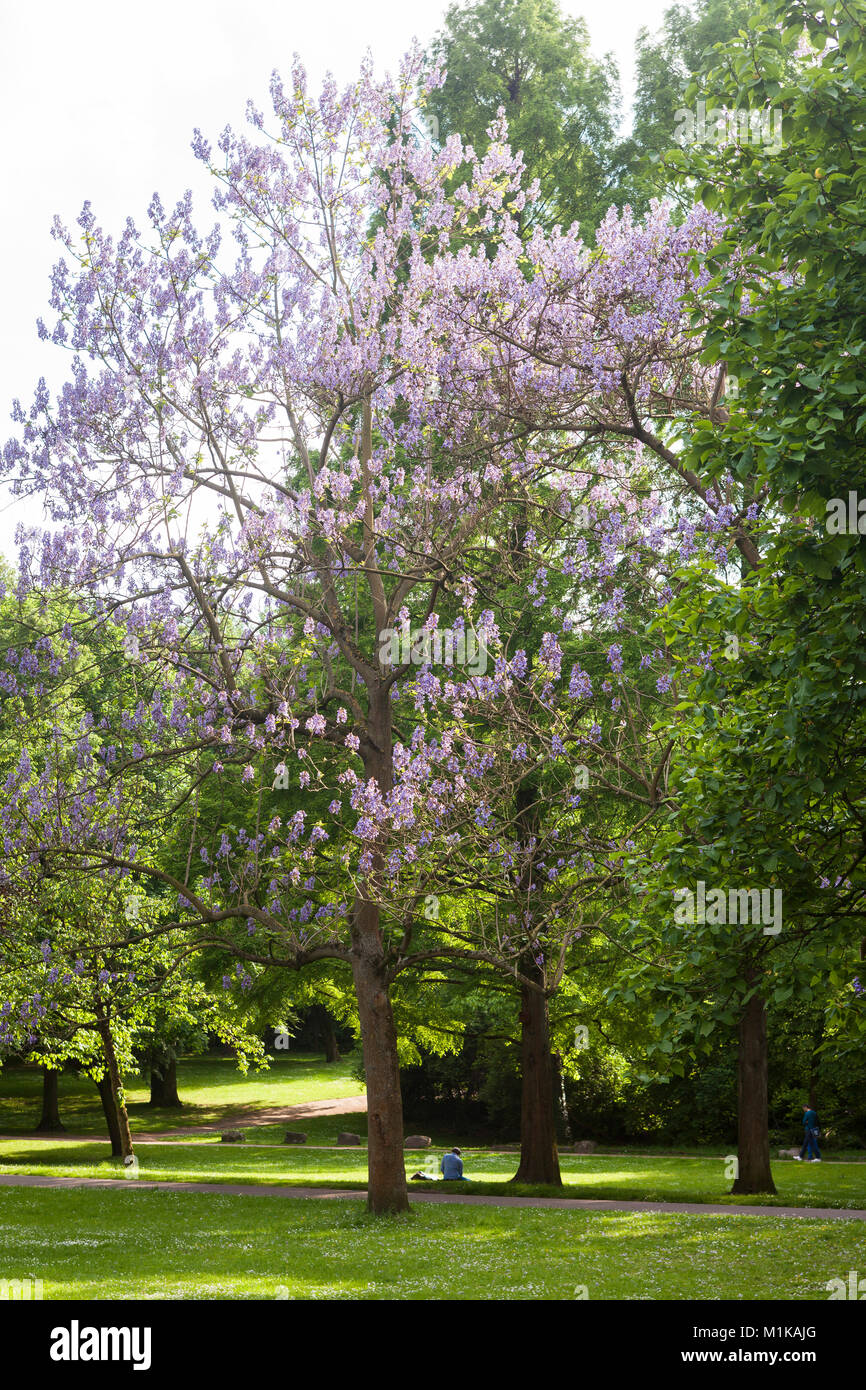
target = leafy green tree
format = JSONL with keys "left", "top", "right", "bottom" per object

{"left": 428, "top": 0, "right": 620, "bottom": 236}
{"left": 621, "top": 0, "right": 754, "bottom": 214}
{"left": 0, "top": 871, "right": 264, "bottom": 1158}
{"left": 637, "top": 0, "right": 866, "bottom": 1191}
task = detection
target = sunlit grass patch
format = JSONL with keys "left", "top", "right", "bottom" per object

{"left": 2, "top": 1141, "right": 865, "bottom": 1210}
{"left": 0, "top": 1186, "right": 860, "bottom": 1300}
{"left": 0, "top": 1054, "right": 363, "bottom": 1136}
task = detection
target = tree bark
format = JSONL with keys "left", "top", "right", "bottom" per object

{"left": 347, "top": 659, "right": 409, "bottom": 1215}
{"left": 731, "top": 987, "right": 776, "bottom": 1194}
{"left": 149, "top": 1053, "right": 182, "bottom": 1107}
{"left": 95, "top": 1073, "right": 123, "bottom": 1157}
{"left": 511, "top": 972, "right": 562, "bottom": 1185}
{"left": 311, "top": 1005, "right": 341, "bottom": 1063}
{"left": 97, "top": 1018, "right": 135, "bottom": 1162}
{"left": 351, "top": 912, "right": 409, "bottom": 1214}
{"left": 35, "top": 1066, "right": 65, "bottom": 1132}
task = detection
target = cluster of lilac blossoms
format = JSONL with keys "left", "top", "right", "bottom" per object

{"left": 0, "top": 47, "right": 750, "bottom": 984}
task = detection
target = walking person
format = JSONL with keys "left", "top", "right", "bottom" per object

{"left": 795, "top": 1103, "right": 822, "bottom": 1162}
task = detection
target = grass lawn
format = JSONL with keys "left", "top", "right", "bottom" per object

{"left": 0, "top": 1054, "right": 363, "bottom": 1135}
{"left": 3, "top": 1055, "right": 863, "bottom": 1302}
{"left": 3, "top": 1054, "right": 865, "bottom": 1210}
{"left": 2, "top": 1139, "right": 865, "bottom": 1209}
{"left": 0, "top": 1185, "right": 859, "bottom": 1300}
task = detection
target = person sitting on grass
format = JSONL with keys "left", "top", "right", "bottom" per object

{"left": 409, "top": 1146, "right": 473, "bottom": 1181}
{"left": 440, "top": 1146, "right": 471, "bottom": 1181}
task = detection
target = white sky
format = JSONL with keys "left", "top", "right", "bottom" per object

{"left": 0, "top": 0, "right": 675, "bottom": 560}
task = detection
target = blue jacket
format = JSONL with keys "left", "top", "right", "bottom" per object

{"left": 803, "top": 1108, "right": 819, "bottom": 1133}
{"left": 441, "top": 1151, "right": 464, "bottom": 1179}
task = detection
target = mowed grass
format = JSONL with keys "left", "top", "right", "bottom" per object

{"left": 0, "top": 1054, "right": 363, "bottom": 1135}
{"left": 0, "top": 1185, "right": 859, "bottom": 1300}
{"left": 2, "top": 1140, "right": 866, "bottom": 1209}
{"left": 3, "top": 1054, "right": 865, "bottom": 1209}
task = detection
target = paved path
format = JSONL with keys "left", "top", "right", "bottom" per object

{"left": 1, "top": 1172, "right": 864, "bottom": 1220}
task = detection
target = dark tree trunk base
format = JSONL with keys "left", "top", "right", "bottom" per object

{"left": 149, "top": 1056, "right": 182, "bottom": 1107}
{"left": 511, "top": 974, "right": 563, "bottom": 1187}
{"left": 310, "top": 1005, "right": 341, "bottom": 1063}
{"left": 97, "top": 1018, "right": 135, "bottom": 1162}
{"left": 35, "top": 1066, "right": 65, "bottom": 1132}
{"left": 352, "top": 932, "right": 409, "bottom": 1214}
{"left": 350, "top": 676, "right": 409, "bottom": 1215}
{"left": 731, "top": 986, "right": 776, "bottom": 1195}
{"left": 96, "top": 1074, "right": 123, "bottom": 1157}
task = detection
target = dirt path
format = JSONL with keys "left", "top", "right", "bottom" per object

{"left": 1, "top": 1171, "right": 864, "bottom": 1219}
{"left": 139, "top": 1092, "right": 367, "bottom": 1137}
{"left": 0, "top": 1093, "right": 368, "bottom": 1144}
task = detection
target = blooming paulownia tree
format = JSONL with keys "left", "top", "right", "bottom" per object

{"left": 3, "top": 52, "right": 738, "bottom": 1210}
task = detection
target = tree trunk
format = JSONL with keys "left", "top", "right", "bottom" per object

{"left": 95, "top": 1073, "right": 123, "bottom": 1157}
{"left": 351, "top": 918, "right": 409, "bottom": 1214}
{"left": 311, "top": 1005, "right": 340, "bottom": 1063}
{"left": 349, "top": 646, "right": 409, "bottom": 1215}
{"left": 731, "top": 987, "right": 776, "bottom": 1194}
{"left": 97, "top": 1019, "right": 135, "bottom": 1162}
{"left": 512, "top": 974, "right": 562, "bottom": 1185}
{"left": 35, "top": 1066, "right": 65, "bottom": 1132}
{"left": 149, "top": 1054, "right": 182, "bottom": 1107}
{"left": 322, "top": 1015, "right": 341, "bottom": 1064}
